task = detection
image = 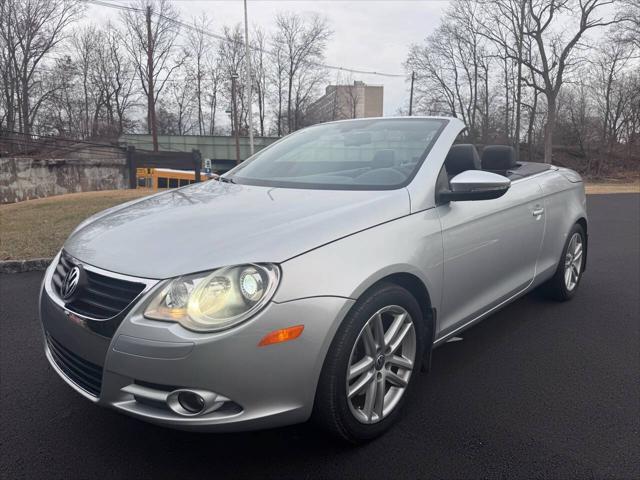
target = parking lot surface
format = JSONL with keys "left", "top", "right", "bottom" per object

{"left": 1, "top": 194, "right": 638, "bottom": 479}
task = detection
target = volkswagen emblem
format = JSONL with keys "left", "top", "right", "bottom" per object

{"left": 62, "top": 266, "right": 82, "bottom": 300}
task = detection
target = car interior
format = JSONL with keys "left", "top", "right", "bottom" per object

{"left": 434, "top": 143, "right": 553, "bottom": 202}
{"left": 246, "top": 149, "right": 425, "bottom": 186}
{"left": 241, "top": 139, "right": 551, "bottom": 188}
{"left": 444, "top": 143, "right": 552, "bottom": 180}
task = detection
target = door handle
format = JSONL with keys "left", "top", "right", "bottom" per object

{"left": 532, "top": 207, "right": 545, "bottom": 217}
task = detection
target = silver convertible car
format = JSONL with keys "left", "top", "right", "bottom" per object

{"left": 39, "top": 117, "right": 587, "bottom": 442}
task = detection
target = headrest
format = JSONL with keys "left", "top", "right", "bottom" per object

{"left": 372, "top": 149, "right": 395, "bottom": 168}
{"left": 445, "top": 144, "right": 481, "bottom": 175}
{"left": 481, "top": 145, "right": 517, "bottom": 171}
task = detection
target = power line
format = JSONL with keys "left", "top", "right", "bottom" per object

{"left": 83, "top": 0, "right": 408, "bottom": 78}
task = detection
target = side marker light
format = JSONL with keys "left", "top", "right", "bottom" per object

{"left": 258, "top": 325, "right": 304, "bottom": 347}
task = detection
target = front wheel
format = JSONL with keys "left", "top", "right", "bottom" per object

{"left": 541, "top": 223, "right": 586, "bottom": 301}
{"left": 312, "top": 283, "right": 426, "bottom": 443}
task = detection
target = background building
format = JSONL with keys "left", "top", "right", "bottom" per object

{"left": 306, "top": 81, "right": 384, "bottom": 125}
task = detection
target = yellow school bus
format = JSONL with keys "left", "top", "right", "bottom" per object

{"left": 136, "top": 168, "right": 207, "bottom": 191}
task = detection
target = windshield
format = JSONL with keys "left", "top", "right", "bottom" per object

{"left": 226, "top": 118, "right": 448, "bottom": 190}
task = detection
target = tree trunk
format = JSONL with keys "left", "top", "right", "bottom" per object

{"left": 543, "top": 95, "right": 556, "bottom": 164}
{"left": 482, "top": 66, "right": 489, "bottom": 145}
{"left": 277, "top": 87, "right": 282, "bottom": 136}
{"left": 83, "top": 78, "right": 89, "bottom": 138}
{"left": 146, "top": 6, "right": 158, "bottom": 151}
{"left": 287, "top": 74, "right": 293, "bottom": 133}
{"left": 21, "top": 77, "right": 30, "bottom": 135}
{"left": 503, "top": 56, "right": 509, "bottom": 143}
{"left": 514, "top": 0, "right": 525, "bottom": 162}
{"left": 197, "top": 71, "right": 203, "bottom": 135}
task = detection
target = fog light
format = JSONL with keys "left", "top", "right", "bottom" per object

{"left": 178, "top": 391, "right": 205, "bottom": 414}
{"left": 166, "top": 388, "right": 230, "bottom": 416}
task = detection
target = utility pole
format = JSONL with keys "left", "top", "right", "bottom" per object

{"left": 231, "top": 72, "right": 241, "bottom": 164}
{"left": 408, "top": 71, "right": 415, "bottom": 116}
{"left": 243, "top": 0, "right": 255, "bottom": 155}
{"left": 146, "top": 5, "right": 158, "bottom": 151}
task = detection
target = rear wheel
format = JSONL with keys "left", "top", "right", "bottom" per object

{"left": 312, "top": 283, "right": 426, "bottom": 443}
{"left": 542, "top": 223, "right": 586, "bottom": 301}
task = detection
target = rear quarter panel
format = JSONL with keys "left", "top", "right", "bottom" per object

{"left": 535, "top": 169, "right": 588, "bottom": 283}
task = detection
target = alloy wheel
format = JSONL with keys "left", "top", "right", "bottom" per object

{"left": 346, "top": 305, "right": 416, "bottom": 424}
{"left": 564, "top": 232, "right": 583, "bottom": 291}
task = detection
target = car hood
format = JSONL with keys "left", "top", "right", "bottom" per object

{"left": 64, "top": 181, "right": 410, "bottom": 279}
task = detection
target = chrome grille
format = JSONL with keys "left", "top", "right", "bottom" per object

{"left": 52, "top": 252, "right": 146, "bottom": 320}
{"left": 46, "top": 334, "right": 103, "bottom": 397}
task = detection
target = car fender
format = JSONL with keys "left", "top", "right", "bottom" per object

{"left": 274, "top": 207, "right": 444, "bottom": 328}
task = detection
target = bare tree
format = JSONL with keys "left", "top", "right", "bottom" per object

{"left": 251, "top": 27, "right": 268, "bottom": 137}
{"left": 41, "top": 55, "right": 80, "bottom": 136}
{"left": 184, "top": 13, "right": 213, "bottom": 136}
{"left": 478, "top": 0, "right": 530, "bottom": 155}
{"left": 406, "top": 31, "right": 459, "bottom": 118}
{"left": 0, "top": 0, "right": 19, "bottom": 134}
{"left": 269, "top": 40, "right": 287, "bottom": 136}
{"left": 564, "top": 80, "right": 593, "bottom": 161}
{"left": 72, "top": 25, "right": 107, "bottom": 138}
{"left": 205, "top": 59, "right": 221, "bottom": 135}
{"left": 406, "top": 7, "right": 488, "bottom": 142}
{"left": 447, "top": 0, "right": 486, "bottom": 140}
{"left": 590, "top": 38, "right": 637, "bottom": 175}
{"left": 523, "top": 64, "right": 541, "bottom": 161}
{"left": 341, "top": 79, "right": 362, "bottom": 119}
{"left": 0, "top": 0, "right": 81, "bottom": 135}
{"left": 273, "top": 12, "right": 331, "bottom": 133}
{"left": 520, "top": 0, "right": 623, "bottom": 163}
{"left": 618, "top": 0, "right": 640, "bottom": 50}
{"left": 166, "top": 80, "right": 195, "bottom": 135}
{"left": 218, "top": 24, "right": 247, "bottom": 134}
{"left": 121, "top": 0, "right": 182, "bottom": 150}
{"left": 98, "top": 23, "right": 138, "bottom": 136}
{"left": 292, "top": 62, "right": 326, "bottom": 128}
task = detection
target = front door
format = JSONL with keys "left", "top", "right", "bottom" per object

{"left": 436, "top": 177, "right": 545, "bottom": 335}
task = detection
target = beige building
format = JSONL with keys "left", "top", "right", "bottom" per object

{"left": 306, "top": 81, "right": 384, "bottom": 125}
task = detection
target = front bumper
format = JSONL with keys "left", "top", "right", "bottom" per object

{"left": 39, "top": 259, "right": 354, "bottom": 431}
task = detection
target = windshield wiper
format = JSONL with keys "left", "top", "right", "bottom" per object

{"left": 218, "top": 176, "right": 236, "bottom": 184}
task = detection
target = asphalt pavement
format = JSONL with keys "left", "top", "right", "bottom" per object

{"left": 1, "top": 193, "right": 638, "bottom": 479}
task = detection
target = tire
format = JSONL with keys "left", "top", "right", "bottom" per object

{"left": 541, "top": 223, "right": 586, "bottom": 301}
{"left": 312, "top": 282, "right": 427, "bottom": 443}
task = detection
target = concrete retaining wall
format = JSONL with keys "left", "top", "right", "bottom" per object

{"left": 0, "top": 157, "right": 129, "bottom": 204}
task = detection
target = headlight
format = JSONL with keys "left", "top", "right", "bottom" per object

{"left": 144, "top": 264, "right": 280, "bottom": 332}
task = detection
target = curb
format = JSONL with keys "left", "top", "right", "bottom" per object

{"left": 0, "top": 258, "right": 52, "bottom": 274}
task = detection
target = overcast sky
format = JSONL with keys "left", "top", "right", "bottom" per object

{"left": 85, "top": 0, "right": 450, "bottom": 116}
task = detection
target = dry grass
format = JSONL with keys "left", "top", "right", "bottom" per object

{"left": 585, "top": 182, "right": 640, "bottom": 194}
{"left": 1, "top": 182, "right": 639, "bottom": 261}
{"left": 0, "top": 190, "right": 152, "bottom": 261}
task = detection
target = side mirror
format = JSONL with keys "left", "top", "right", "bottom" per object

{"left": 439, "top": 170, "right": 510, "bottom": 202}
